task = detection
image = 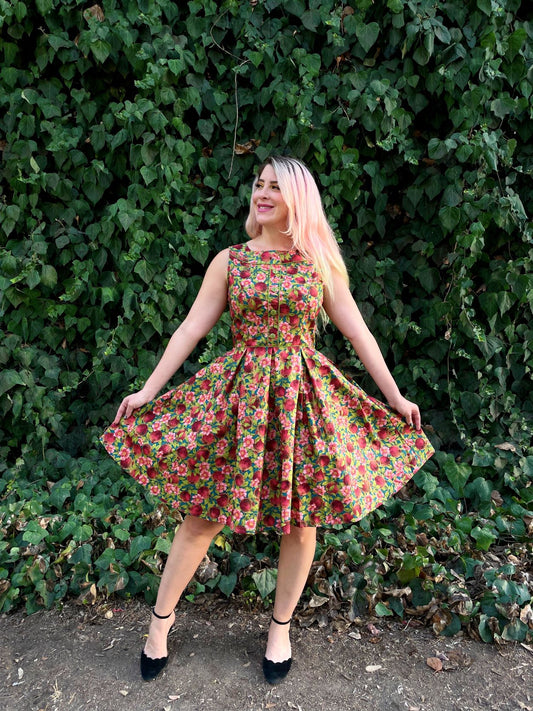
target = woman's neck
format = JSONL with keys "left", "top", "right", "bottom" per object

{"left": 255, "top": 227, "right": 293, "bottom": 250}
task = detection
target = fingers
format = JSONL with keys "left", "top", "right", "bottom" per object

{"left": 413, "top": 406, "right": 421, "bottom": 432}
{"left": 112, "top": 403, "right": 124, "bottom": 425}
{"left": 401, "top": 399, "right": 422, "bottom": 431}
{"left": 112, "top": 392, "right": 148, "bottom": 424}
{"left": 112, "top": 398, "right": 129, "bottom": 425}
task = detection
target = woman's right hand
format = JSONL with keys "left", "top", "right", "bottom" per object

{"left": 113, "top": 389, "right": 155, "bottom": 425}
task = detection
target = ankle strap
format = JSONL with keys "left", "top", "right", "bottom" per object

{"left": 271, "top": 614, "right": 292, "bottom": 625}
{"left": 152, "top": 607, "right": 173, "bottom": 619}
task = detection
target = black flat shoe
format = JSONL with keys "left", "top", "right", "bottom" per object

{"left": 140, "top": 607, "right": 174, "bottom": 682}
{"left": 140, "top": 649, "right": 168, "bottom": 682}
{"left": 263, "top": 656, "right": 292, "bottom": 685}
{"left": 263, "top": 615, "right": 293, "bottom": 685}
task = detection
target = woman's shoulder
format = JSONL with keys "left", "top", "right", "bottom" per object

{"left": 206, "top": 244, "right": 249, "bottom": 275}
{"left": 203, "top": 247, "right": 231, "bottom": 280}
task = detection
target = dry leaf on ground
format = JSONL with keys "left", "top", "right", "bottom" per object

{"left": 426, "top": 657, "right": 443, "bottom": 672}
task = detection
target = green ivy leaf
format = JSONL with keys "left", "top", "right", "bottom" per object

{"left": 490, "top": 97, "right": 516, "bottom": 118}
{"left": 41, "top": 265, "right": 58, "bottom": 288}
{"left": 22, "top": 521, "right": 49, "bottom": 545}
{"left": 440, "top": 612, "right": 462, "bottom": 637}
{"left": 439, "top": 206, "right": 461, "bottom": 232}
{"left": 470, "top": 526, "right": 497, "bottom": 551}
{"left": 301, "top": 10, "right": 321, "bottom": 31}
{"left": 0, "top": 370, "right": 26, "bottom": 397}
{"left": 356, "top": 22, "right": 380, "bottom": 54}
{"left": 252, "top": 569, "right": 278, "bottom": 599}
{"left": 91, "top": 40, "right": 112, "bottom": 64}
{"left": 501, "top": 620, "right": 528, "bottom": 642}
{"left": 443, "top": 459, "right": 472, "bottom": 495}
{"left": 218, "top": 572, "right": 237, "bottom": 597}
{"left": 36, "top": 0, "right": 53, "bottom": 15}
{"left": 154, "top": 537, "right": 171, "bottom": 555}
{"left": 375, "top": 602, "right": 394, "bottom": 617}
{"left": 387, "top": 0, "right": 403, "bottom": 13}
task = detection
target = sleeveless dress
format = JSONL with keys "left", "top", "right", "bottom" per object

{"left": 100, "top": 243, "right": 434, "bottom": 534}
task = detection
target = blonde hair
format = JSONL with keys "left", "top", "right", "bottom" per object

{"left": 244, "top": 156, "right": 349, "bottom": 296}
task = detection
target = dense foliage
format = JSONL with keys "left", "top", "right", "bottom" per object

{"left": 0, "top": 0, "right": 531, "bottom": 641}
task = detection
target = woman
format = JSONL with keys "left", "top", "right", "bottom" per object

{"left": 101, "top": 156, "right": 434, "bottom": 684}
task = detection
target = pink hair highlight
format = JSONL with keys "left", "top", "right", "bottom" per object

{"left": 245, "top": 156, "right": 348, "bottom": 296}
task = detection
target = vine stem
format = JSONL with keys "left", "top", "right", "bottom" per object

{"left": 228, "top": 60, "right": 250, "bottom": 180}
{"left": 209, "top": 9, "right": 250, "bottom": 179}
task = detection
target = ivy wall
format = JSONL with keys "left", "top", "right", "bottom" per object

{"left": 0, "top": 0, "right": 531, "bottom": 635}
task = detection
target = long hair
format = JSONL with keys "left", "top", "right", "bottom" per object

{"left": 244, "top": 156, "right": 349, "bottom": 297}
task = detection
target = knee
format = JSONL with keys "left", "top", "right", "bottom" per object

{"left": 182, "top": 515, "right": 224, "bottom": 540}
{"left": 284, "top": 526, "right": 316, "bottom": 545}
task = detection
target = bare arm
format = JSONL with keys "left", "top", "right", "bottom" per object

{"left": 113, "top": 248, "right": 230, "bottom": 423}
{"left": 323, "top": 270, "right": 421, "bottom": 430}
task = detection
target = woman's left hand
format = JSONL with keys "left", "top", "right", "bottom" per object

{"left": 387, "top": 395, "right": 421, "bottom": 431}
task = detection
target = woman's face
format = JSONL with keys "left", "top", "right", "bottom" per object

{"left": 252, "top": 164, "right": 289, "bottom": 233}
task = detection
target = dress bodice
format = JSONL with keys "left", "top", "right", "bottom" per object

{"left": 228, "top": 244, "right": 323, "bottom": 350}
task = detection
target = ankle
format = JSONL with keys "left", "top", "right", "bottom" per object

{"left": 152, "top": 607, "right": 174, "bottom": 619}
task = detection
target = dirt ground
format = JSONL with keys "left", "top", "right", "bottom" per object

{"left": 1, "top": 599, "right": 531, "bottom": 711}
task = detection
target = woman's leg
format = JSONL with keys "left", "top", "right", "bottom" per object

{"left": 265, "top": 526, "right": 317, "bottom": 662}
{"left": 143, "top": 515, "right": 224, "bottom": 659}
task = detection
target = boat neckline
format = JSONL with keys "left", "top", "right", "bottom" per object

{"left": 243, "top": 242, "right": 296, "bottom": 254}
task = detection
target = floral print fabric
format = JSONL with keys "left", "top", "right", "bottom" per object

{"left": 100, "top": 243, "right": 434, "bottom": 534}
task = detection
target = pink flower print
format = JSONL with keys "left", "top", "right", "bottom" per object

{"left": 293, "top": 448, "right": 304, "bottom": 464}
{"left": 243, "top": 435, "right": 255, "bottom": 449}
{"left": 302, "top": 463, "right": 315, "bottom": 478}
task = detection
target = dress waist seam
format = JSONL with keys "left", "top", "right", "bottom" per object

{"left": 232, "top": 344, "right": 314, "bottom": 352}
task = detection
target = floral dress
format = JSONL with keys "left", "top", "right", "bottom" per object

{"left": 100, "top": 243, "right": 434, "bottom": 534}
